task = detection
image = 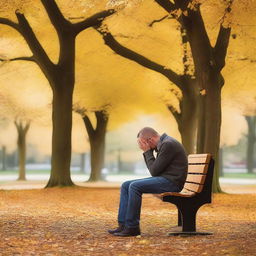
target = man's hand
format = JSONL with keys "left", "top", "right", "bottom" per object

{"left": 137, "top": 138, "right": 151, "bottom": 152}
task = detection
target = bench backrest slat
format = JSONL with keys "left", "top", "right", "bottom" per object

{"left": 183, "top": 154, "right": 211, "bottom": 193}
{"left": 188, "top": 154, "right": 211, "bottom": 164}
{"left": 187, "top": 165, "right": 208, "bottom": 174}
{"left": 184, "top": 183, "right": 204, "bottom": 193}
{"left": 186, "top": 174, "right": 206, "bottom": 184}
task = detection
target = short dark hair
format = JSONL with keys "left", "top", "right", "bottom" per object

{"left": 137, "top": 127, "right": 159, "bottom": 138}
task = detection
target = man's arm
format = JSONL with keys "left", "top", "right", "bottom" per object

{"left": 143, "top": 142, "right": 176, "bottom": 176}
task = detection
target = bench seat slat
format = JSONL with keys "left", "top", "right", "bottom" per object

{"left": 160, "top": 190, "right": 196, "bottom": 198}
{"left": 186, "top": 174, "right": 206, "bottom": 184}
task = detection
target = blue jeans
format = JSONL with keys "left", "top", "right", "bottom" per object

{"left": 117, "top": 176, "right": 180, "bottom": 227}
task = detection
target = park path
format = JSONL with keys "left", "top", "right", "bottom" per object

{"left": 0, "top": 174, "right": 255, "bottom": 193}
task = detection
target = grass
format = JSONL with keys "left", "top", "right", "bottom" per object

{"left": 222, "top": 173, "right": 256, "bottom": 179}
{"left": 0, "top": 169, "right": 87, "bottom": 175}
{"left": 1, "top": 169, "right": 256, "bottom": 179}
{"left": 0, "top": 169, "right": 51, "bottom": 175}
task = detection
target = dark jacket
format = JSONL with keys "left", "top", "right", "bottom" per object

{"left": 143, "top": 133, "right": 188, "bottom": 190}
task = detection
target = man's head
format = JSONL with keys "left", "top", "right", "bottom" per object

{"left": 137, "top": 127, "right": 160, "bottom": 150}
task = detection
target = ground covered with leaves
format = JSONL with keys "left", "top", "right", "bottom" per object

{"left": 0, "top": 186, "right": 255, "bottom": 256}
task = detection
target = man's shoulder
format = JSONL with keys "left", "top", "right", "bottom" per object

{"left": 162, "top": 135, "right": 180, "bottom": 145}
{"left": 160, "top": 136, "right": 185, "bottom": 152}
{"left": 159, "top": 138, "right": 176, "bottom": 150}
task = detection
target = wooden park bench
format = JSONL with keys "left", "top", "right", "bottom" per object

{"left": 159, "top": 153, "right": 215, "bottom": 236}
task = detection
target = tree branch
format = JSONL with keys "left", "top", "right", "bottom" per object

{"left": 24, "top": 121, "right": 31, "bottom": 134}
{"left": 40, "top": 0, "right": 71, "bottom": 33}
{"left": 15, "top": 11, "right": 55, "bottom": 78}
{"left": 0, "top": 11, "right": 55, "bottom": 81}
{"left": 14, "top": 120, "right": 21, "bottom": 133}
{"left": 95, "top": 25, "right": 183, "bottom": 89}
{"left": 214, "top": 0, "right": 234, "bottom": 71}
{"left": 154, "top": 0, "right": 175, "bottom": 12}
{"left": 214, "top": 26, "right": 231, "bottom": 71}
{"left": 170, "top": 88, "right": 182, "bottom": 101}
{"left": 73, "top": 9, "right": 116, "bottom": 35}
{"left": 179, "top": 25, "right": 191, "bottom": 75}
{"left": 167, "top": 105, "right": 181, "bottom": 123}
{"left": 82, "top": 115, "right": 95, "bottom": 139}
{"left": 149, "top": 15, "right": 169, "bottom": 27}
{"left": 0, "top": 56, "right": 36, "bottom": 63}
{"left": 14, "top": 120, "right": 30, "bottom": 134}
{"left": 0, "top": 17, "right": 20, "bottom": 32}
{"left": 73, "top": 104, "right": 87, "bottom": 116}
{"left": 95, "top": 110, "right": 109, "bottom": 133}
{"left": 237, "top": 58, "right": 256, "bottom": 63}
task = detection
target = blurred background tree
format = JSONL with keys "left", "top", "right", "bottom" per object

{"left": 0, "top": 0, "right": 255, "bottom": 191}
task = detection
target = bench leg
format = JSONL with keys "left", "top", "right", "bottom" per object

{"left": 178, "top": 209, "right": 182, "bottom": 226}
{"left": 181, "top": 207, "right": 197, "bottom": 232}
{"left": 168, "top": 208, "right": 182, "bottom": 232}
{"left": 168, "top": 206, "right": 213, "bottom": 236}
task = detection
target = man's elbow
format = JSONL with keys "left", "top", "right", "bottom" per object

{"left": 149, "top": 167, "right": 160, "bottom": 177}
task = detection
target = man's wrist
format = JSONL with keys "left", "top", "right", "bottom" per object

{"left": 143, "top": 148, "right": 153, "bottom": 154}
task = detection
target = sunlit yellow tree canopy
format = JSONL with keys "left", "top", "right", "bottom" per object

{"left": 0, "top": 0, "right": 255, "bottom": 190}
{"left": 0, "top": 1, "right": 256, "bottom": 254}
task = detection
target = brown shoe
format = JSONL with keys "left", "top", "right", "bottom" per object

{"left": 108, "top": 223, "right": 125, "bottom": 234}
{"left": 113, "top": 226, "right": 141, "bottom": 237}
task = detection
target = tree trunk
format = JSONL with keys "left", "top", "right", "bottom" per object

{"left": 88, "top": 135, "right": 106, "bottom": 181}
{"left": 80, "top": 153, "right": 86, "bottom": 173}
{"left": 176, "top": 82, "right": 198, "bottom": 154}
{"left": 83, "top": 111, "right": 109, "bottom": 182}
{"left": 219, "top": 147, "right": 224, "bottom": 177}
{"left": 93, "top": 2, "right": 232, "bottom": 192}
{"left": 205, "top": 82, "right": 222, "bottom": 193}
{"left": 196, "top": 74, "right": 223, "bottom": 193}
{"left": 178, "top": 108, "right": 197, "bottom": 155}
{"left": 17, "top": 130, "right": 26, "bottom": 180}
{"left": 117, "top": 148, "right": 122, "bottom": 172}
{"left": 180, "top": 6, "right": 228, "bottom": 193}
{"left": 14, "top": 121, "right": 30, "bottom": 181}
{"left": 0, "top": 1, "right": 115, "bottom": 188}
{"left": 46, "top": 85, "right": 75, "bottom": 187}
{"left": 245, "top": 116, "right": 256, "bottom": 174}
{"left": 45, "top": 32, "right": 76, "bottom": 187}
{"left": 1, "top": 146, "right": 6, "bottom": 171}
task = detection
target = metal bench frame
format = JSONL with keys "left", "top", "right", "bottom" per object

{"left": 160, "top": 154, "right": 215, "bottom": 236}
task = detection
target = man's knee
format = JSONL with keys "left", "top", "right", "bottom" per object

{"left": 121, "top": 180, "right": 132, "bottom": 190}
{"left": 129, "top": 181, "right": 142, "bottom": 193}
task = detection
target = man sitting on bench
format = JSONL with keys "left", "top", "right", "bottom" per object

{"left": 108, "top": 127, "right": 188, "bottom": 237}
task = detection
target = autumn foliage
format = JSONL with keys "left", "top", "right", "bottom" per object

{"left": 0, "top": 187, "right": 255, "bottom": 255}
